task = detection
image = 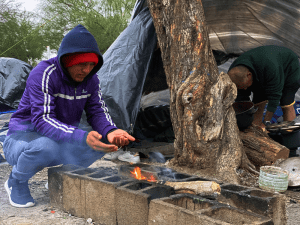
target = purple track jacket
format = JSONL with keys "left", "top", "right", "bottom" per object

{"left": 7, "top": 24, "right": 118, "bottom": 146}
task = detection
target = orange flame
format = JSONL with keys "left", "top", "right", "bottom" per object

{"left": 147, "top": 175, "right": 157, "bottom": 182}
{"left": 130, "top": 167, "right": 146, "bottom": 180}
{"left": 130, "top": 167, "right": 157, "bottom": 182}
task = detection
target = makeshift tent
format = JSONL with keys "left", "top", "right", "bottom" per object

{"left": 0, "top": 57, "right": 32, "bottom": 112}
{"left": 96, "top": 0, "right": 229, "bottom": 139}
{"left": 96, "top": 0, "right": 300, "bottom": 139}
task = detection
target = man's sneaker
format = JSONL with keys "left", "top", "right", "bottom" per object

{"left": 118, "top": 152, "right": 140, "bottom": 164}
{"left": 0, "top": 154, "right": 8, "bottom": 165}
{"left": 103, "top": 148, "right": 125, "bottom": 160}
{"left": 4, "top": 172, "right": 13, "bottom": 195}
{"left": 4, "top": 173, "right": 35, "bottom": 208}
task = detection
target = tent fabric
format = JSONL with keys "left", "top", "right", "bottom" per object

{"left": 0, "top": 57, "right": 32, "bottom": 109}
{"left": 203, "top": 0, "right": 300, "bottom": 56}
{"left": 97, "top": 6, "right": 157, "bottom": 132}
{"left": 130, "top": 0, "right": 147, "bottom": 22}
{"left": 140, "top": 89, "right": 170, "bottom": 110}
{"left": 142, "top": 48, "right": 169, "bottom": 95}
{"left": 134, "top": 105, "right": 174, "bottom": 142}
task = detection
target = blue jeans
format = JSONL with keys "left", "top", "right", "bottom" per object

{"left": 3, "top": 131, "right": 105, "bottom": 181}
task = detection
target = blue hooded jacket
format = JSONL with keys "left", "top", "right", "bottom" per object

{"left": 7, "top": 24, "right": 118, "bottom": 146}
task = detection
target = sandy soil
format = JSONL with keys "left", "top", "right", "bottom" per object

{"left": 1, "top": 145, "right": 300, "bottom": 224}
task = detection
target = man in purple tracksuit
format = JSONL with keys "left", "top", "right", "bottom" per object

{"left": 3, "top": 24, "right": 135, "bottom": 207}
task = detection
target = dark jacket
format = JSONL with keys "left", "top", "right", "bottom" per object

{"left": 8, "top": 24, "right": 118, "bottom": 146}
{"left": 229, "top": 45, "right": 300, "bottom": 112}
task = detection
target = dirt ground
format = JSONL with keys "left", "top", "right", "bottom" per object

{"left": 1, "top": 143, "right": 300, "bottom": 224}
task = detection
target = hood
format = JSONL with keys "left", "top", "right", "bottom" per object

{"left": 57, "top": 24, "right": 103, "bottom": 80}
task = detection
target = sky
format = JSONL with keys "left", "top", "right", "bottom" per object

{"left": 15, "top": 0, "right": 38, "bottom": 12}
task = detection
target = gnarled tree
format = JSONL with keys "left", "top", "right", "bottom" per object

{"left": 147, "top": 0, "right": 289, "bottom": 184}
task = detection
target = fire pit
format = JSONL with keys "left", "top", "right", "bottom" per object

{"left": 48, "top": 164, "right": 287, "bottom": 225}
{"left": 118, "top": 163, "right": 201, "bottom": 183}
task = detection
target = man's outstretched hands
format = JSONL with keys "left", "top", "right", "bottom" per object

{"left": 86, "top": 131, "right": 118, "bottom": 153}
{"left": 107, "top": 129, "right": 135, "bottom": 146}
{"left": 86, "top": 129, "right": 135, "bottom": 153}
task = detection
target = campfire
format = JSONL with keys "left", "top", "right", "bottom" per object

{"left": 124, "top": 164, "right": 221, "bottom": 196}
{"left": 130, "top": 166, "right": 157, "bottom": 182}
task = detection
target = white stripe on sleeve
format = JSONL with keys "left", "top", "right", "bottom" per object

{"left": 41, "top": 64, "right": 75, "bottom": 133}
{"left": 97, "top": 76, "right": 116, "bottom": 126}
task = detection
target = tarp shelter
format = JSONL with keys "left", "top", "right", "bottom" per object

{"left": 0, "top": 57, "right": 32, "bottom": 112}
{"left": 97, "top": 2, "right": 157, "bottom": 134}
{"left": 97, "top": 0, "right": 300, "bottom": 138}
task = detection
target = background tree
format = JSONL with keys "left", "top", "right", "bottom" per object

{"left": 0, "top": 0, "right": 135, "bottom": 65}
{"left": 38, "top": 0, "right": 135, "bottom": 52}
{"left": 0, "top": 0, "right": 64, "bottom": 65}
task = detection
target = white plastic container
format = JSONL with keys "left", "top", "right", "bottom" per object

{"left": 259, "top": 166, "right": 289, "bottom": 192}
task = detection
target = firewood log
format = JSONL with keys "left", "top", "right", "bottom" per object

{"left": 239, "top": 125, "right": 289, "bottom": 168}
{"left": 164, "top": 181, "right": 221, "bottom": 195}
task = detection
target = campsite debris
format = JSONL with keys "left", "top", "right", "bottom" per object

{"left": 279, "top": 157, "right": 300, "bottom": 186}
{"left": 87, "top": 218, "right": 93, "bottom": 224}
{"left": 258, "top": 166, "right": 288, "bottom": 192}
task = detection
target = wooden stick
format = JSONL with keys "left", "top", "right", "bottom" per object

{"left": 164, "top": 181, "right": 221, "bottom": 195}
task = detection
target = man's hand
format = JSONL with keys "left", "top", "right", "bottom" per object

{"left": 86, "top": 131, "right": 118, "bottom": 153}
{"left": 107, "top": 129, "right": 135, "bottom": 146}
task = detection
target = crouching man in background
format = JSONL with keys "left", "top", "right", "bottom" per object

{"left": 228, "top": 45, "right": 300, "bottom": 128}
{"left": 3, "top": 24, "right": 134, "bottom": 207}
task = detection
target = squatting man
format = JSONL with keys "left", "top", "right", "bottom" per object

{"left": 227, "top": 45, "right": 300, "bottom": 128}
{"left": 3, "top": 24, "right": 135, "bottom": 208}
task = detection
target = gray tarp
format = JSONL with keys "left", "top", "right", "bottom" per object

{"left": 0, "top": 57, "right": 32, "bottom": 109}
{"left": 204, "top": 0, "right": 300, "bottom": 56}
{"left": 140, "top": 89, "right": 170, "bottom": 110}
{"left": 97, "top": 5, "right": 156, "bottom": 132}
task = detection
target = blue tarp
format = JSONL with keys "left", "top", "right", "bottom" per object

{"left": 97, "top": 3, "right": 157, "bottom": 132}
{"left": 0, "top": 57, "right": 32, "bottom": 109}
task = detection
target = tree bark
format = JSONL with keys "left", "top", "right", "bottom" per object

{"left": 147, "top": 0, "right": 243, "bottom": 184}
{"left": 147, "top": 0, "right": 289, "bottom": 184}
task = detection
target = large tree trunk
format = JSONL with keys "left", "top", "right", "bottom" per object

{"left": 147, "top": 0, "right": 289, "bottom": 184}
{"left": 147, "top": 0, "right": 243, "bottom": 184}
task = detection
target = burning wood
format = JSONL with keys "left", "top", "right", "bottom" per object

{"left": 164, "top": 180, "right": 221, "bottom": 195}
{"left": 130, "top": 167, "right": 157, "bottom": 182}
{"left": 129, "top": 166, "right": 221, "bottom": 195}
